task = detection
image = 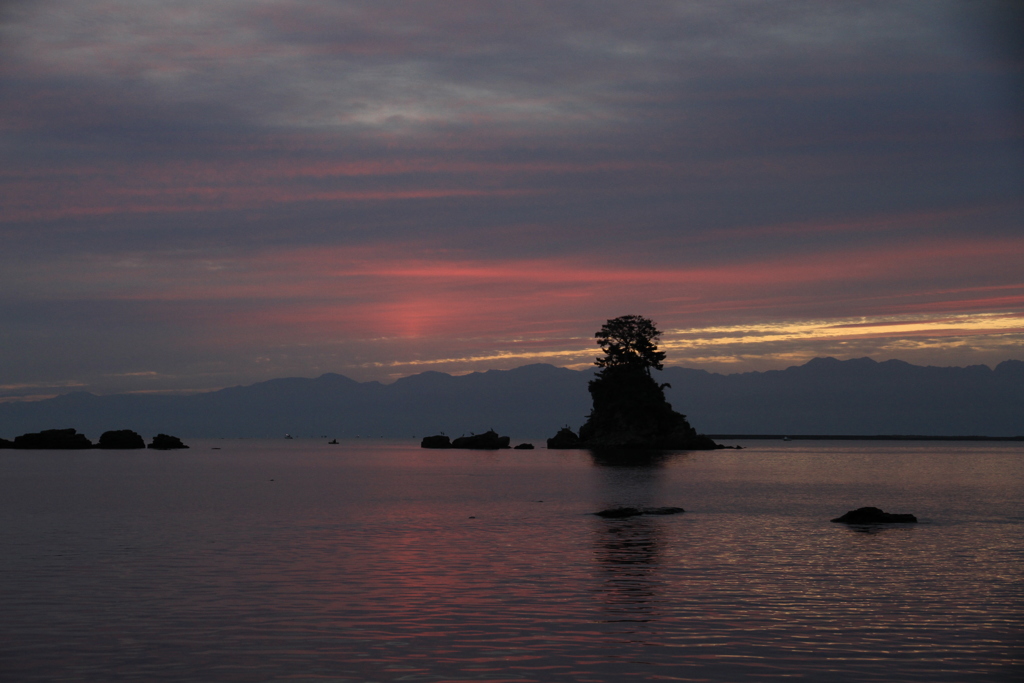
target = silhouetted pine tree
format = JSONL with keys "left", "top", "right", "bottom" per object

{"left": 576, "top": 315, "right": 717, "bottom": 450}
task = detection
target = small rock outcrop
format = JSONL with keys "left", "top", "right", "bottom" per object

{"left": 0, "top": 437, "right": 13, "bottom": 449}
{"left": 513, "top": 443, "right": 535, "bottom": 449}
{"left": 451, "top": 430, "right": 511, "bottom": 450}
{"left": 594, "top": 506, "right": 685, "bottom": 518}
{"left": 831, "top": 507, "right": 917, "bottom": 524}
{"left": 148, "top": 434, "right": 189, "bottom": 450}
{"left": 98, "top": 430, "right": 146, "bottom": 449}
{"left": 421, "top": 435, "right": 452, "bottom": 449}
{"left": 547, "top": 427, "right": 582, "bottom": 449}
{"left": 13, "top": 428, "right": 93, "bottom": 449}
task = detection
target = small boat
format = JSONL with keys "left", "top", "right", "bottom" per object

{"left": 328, "top": 439, "right": 339, "bottom": 444}
{"left": 284, "top": 434, "right": 293, "bottom": 440}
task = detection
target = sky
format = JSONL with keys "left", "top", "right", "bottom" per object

{"left": 1, "top": 0, "right": 1022, "bottom": 400}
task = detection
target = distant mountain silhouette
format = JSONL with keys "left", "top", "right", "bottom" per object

{"left": 0, "top": 364, "right": 589, "bottom": 439}
{"left": 663, "top": 357, "right": 1024, "bottom": 436}
{"left": 0, "top": 358, "right": 1021, "bottom": 439}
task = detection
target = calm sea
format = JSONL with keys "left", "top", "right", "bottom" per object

{"left": 1, "top": 439, "right": 1021, "bottom": 682}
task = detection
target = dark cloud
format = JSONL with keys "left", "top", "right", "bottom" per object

{"left": 1, "top": 1, "right": 1022, "bottom": 396}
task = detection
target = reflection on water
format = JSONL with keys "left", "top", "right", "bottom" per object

{"left": 0, "top": 440, "right": 1021, "bottom": 682}
{"left": 587, "top": 448, "right": 684, "bottom": 469}
{"left": 592, "top": 517, "right": 663, "bottom": 622}
{"left": 841, "top": 523, "right": 916, "bottom": 535}
{"left": 589, "top": 450, "right": 675, "bottom": 623}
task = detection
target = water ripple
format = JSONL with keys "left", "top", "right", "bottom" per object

{"left": 1, "top": 441, "right": 1021, "bottom": 682}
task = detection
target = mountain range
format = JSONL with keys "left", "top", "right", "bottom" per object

{"left": 1, "top": 357, "right": 1022, "bottom": 439}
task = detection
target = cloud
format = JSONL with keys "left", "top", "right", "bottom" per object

{"left": 0, "top": 1, "right": 1021, "bottom": 396}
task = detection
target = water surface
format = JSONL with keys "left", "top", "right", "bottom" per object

{"left": 1, "top": 440, "right": 1021, "bottom": 681}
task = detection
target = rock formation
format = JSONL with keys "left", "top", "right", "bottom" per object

{"left": 421, "top": 434, "right": 452, "bottom": 448}
{"left": 546, "top": 427, "right": 582, "bottom": 449}
{"left": 451, "top": 430, "right": 511, "bottom": 450}
{"left": 148, "top": 433, "right": 189, "bottom": 450}
{"left": 546, "top": 316, "right": 720, "bottom": 451}
{"left": 578, "top": 365, "right": 719, "bottom": 450}
{"left": 831, "top": 507, "right": 917, "bottom": 524}
{"left": 12, "top": 428, "right": 93, "bottom": 449}
{"left": 98, "top": 429, "right": 146, "bottom": 449}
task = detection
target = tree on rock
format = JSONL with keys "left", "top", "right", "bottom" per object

{"left": 573, "top": 315, "right": 719, "bottom": 450}
{"left": 594, "top": 315, "right": 667, "bottom": 376}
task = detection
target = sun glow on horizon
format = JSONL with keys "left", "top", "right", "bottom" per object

{"left": 662, "top": 312, "right": 1024, "bottom": 349}
{"left": 353, "top": 311, "right": 1024, "bottom": 376}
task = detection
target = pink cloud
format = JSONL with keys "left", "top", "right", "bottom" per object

{"left": 60, "top": 231, "right": 1010, "bottom": 350}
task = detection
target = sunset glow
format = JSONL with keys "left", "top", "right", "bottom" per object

{"left": 1, "top": 1, "right": 1021, "bottom": 399}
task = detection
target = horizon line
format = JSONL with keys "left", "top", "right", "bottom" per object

{"left": 3, "top": 354, "right": 1021, "bottom": 404}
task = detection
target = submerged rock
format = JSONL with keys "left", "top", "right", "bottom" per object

{"left": 98, "top": 429, "right": 146, "bottom": 449}
{"left": 148, "top": 434, "right": 189, "bottom": 450}
{"left": 420, "top": 434, "right": 452, "bottom": 449}
{"left": 831, "top": 507, "right": 917, "bottom": 524}
{"left": 451, "top": 430, "right": 511, "bottom": 450}
{"left": 546, "top": 427, "right": 582, "bottom": 449}
{"left": 594, "top": 506, "right": 685, "bottom": 519}
{"left": 13, "top": 428, "right": 93, "bottom": 449}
